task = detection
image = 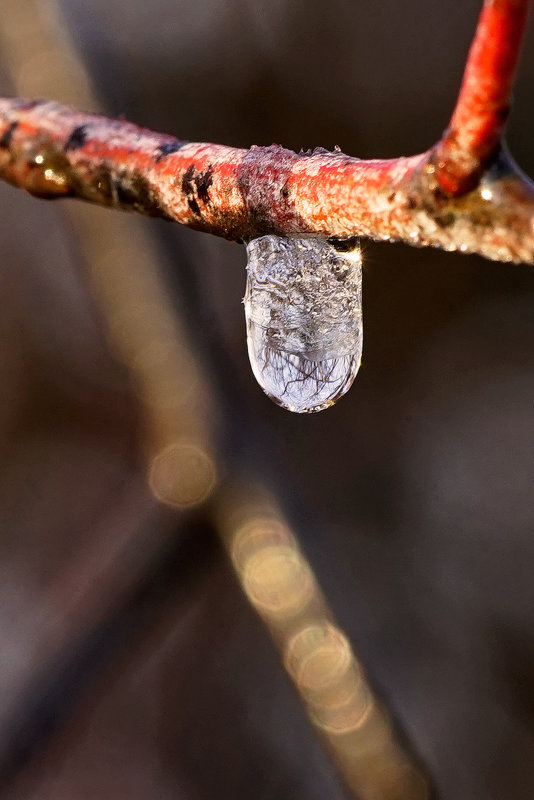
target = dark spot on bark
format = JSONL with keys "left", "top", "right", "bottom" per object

{"left": 154, "top": 141, "right": 184, "bottom": 163}
{"left": 115, "top": 171, "right": 160, "bottom": 215}
{"left": 0, "top": 121, "right": 18, "bottom": 149}
{"left": 237, "top": 167, "right": 251, "bottom": 197}
{"left": 195, "top": 166, "right": 213, "bottom": 204}
{"left": 188, "top": 196, "right": 201, "bottom": 215}
{"left": 64, "top": 125, "right": 89, "bottom": 152}
{"left": 63, "top": 163, "right": 175, "bottom": 220}
{"left": 181, "top": 164, "right": 195, "bottom": 190}
{"left": 182, "top": 165, "right": 199, "bottom": 214}
{"left": 181, "top": 163, "right": 213, "bottom": 215}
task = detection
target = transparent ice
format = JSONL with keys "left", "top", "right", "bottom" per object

{"left": 244, "top": 236, "right": 363, "bottom": 413}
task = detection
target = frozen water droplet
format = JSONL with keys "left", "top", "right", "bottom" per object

{"left": 244, "top": 236, "right": 363, "bottom": 413}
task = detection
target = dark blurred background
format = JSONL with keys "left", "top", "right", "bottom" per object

{"left": 1, "top": 1, "right": 534, "bottom": 798}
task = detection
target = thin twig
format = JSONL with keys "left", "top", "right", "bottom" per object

{"left": 433, "top": 0, "right": 530, "bottom": 195}
{"left": 0, "top": 0, "right": 532, "bottom": 264}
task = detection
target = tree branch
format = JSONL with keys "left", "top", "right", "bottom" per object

{"left": 433, "top": 0, "right": 530, "bottom": 195}
{"left": 0, "top": 0, "right": 533, "bottom": 264}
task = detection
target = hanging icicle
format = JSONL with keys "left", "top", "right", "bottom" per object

{"left": 244, "top": 236, "right": 363, "bottom": 413}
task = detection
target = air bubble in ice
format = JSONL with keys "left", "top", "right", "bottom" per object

{"left": 244, "top": 236, "right": 362, "bottom": 413}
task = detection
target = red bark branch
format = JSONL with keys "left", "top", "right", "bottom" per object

{"left": 433, "top": 0, "right": 530, "bottom": 195}
{"left": 0, "top": 0, "right": 532, "bottom": 264}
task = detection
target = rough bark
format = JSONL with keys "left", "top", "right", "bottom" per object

{"left": 0, "top": 0, "right": 532, "bottom": 263}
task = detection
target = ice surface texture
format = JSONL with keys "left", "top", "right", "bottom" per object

{"left": 244, "top": 236, "right": 362, "bottom": 413}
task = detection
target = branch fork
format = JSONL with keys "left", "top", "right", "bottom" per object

{"left": 0, "top": 0, "right": 532, "bottom": 263}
